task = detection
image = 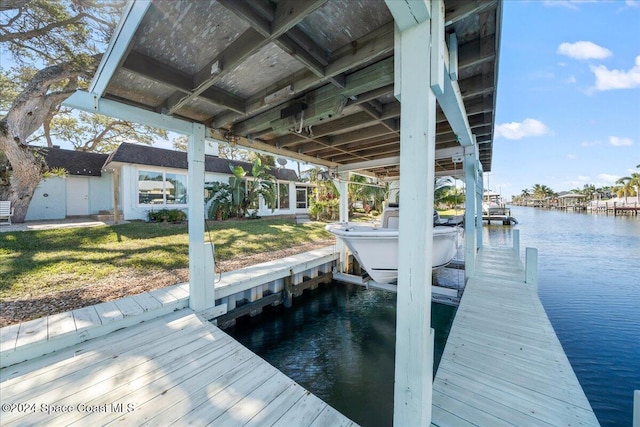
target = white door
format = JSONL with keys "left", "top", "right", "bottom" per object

{"left": 66, "top": 177, "right": 89, "bottom": 216}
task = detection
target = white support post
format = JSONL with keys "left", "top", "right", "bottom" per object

{"left": 188, "top": 123, "right": 211, "bottom": 311}
{"left": 336, "top": 173, "right": 349, "bottom": 273}
{"left": 392, "top": 11, "right": 436, "bottom": 427}
{"left": 513, "top": 228, "right": 520, "bottom": 256}
{"left": 525, "top": 247, "right": 538, "bottom": 287}
{"left": 204, "top": 242, "right": 215, "bottom": 306}
{"left": 464, "top": 152, "right": 477, "bottom": 280}
{"left": 476, "top": 165, "right": 484, "bottom": 249}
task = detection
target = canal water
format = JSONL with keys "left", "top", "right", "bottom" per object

{"left": 228, "top": 206, "right": 639, "bottom": 426}
{"left": 491, "top": 206, "right": 640, "bottom": 427}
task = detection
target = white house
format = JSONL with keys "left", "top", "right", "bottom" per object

{"left": 26, "top": 143, "right": 312, "bottom": 221}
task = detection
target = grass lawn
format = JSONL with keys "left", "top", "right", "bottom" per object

{"left": 0, "top": 218, "right": 333, "bottom": 301}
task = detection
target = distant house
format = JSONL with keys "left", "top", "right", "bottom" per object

{"left": 26, "top": 143, "right": 312, "bottom": 221}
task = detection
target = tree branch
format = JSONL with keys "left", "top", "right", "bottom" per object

{"left": 0, "top": 13, "right": 89, "bottom": 43}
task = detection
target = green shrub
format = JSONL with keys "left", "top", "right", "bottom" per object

{"left": 147, "top": 208, "right": 186, "bottom": 223}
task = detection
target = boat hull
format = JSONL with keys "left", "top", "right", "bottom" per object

{"left": 326, "top": 223, "right": 462, "bottom": 284}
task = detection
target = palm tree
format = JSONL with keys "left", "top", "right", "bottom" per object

{"left": 615, "top": 178, "right": 638, "bottom": 204}
{"left": 582, "top": 184, "right": 596, "bottom": 201}
{"left": 616, "top": 167, "right": 640, "bottom": 203}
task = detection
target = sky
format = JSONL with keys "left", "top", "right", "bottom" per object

{"left": 490, "top": 0, "right": 640, "bottom": 200}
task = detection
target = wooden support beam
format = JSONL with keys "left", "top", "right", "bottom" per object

{"left": 386, "top": 0, "right": 436, "bottom": 423}
{"left": 208, "top": 128, "right": 338, "bottom": 168}
{"left": 90, "top": 0, "right": 151, "bottom": 96}
{"left": 64, "top": 90, "right": 194, "bottom": 134}
{"left": 386, "top": 0, "right": 431, "bottom": 30}
{"left": 188, "top": 124, "right": 208, "bottom": 312}
{"left": 212, "top": 22, "right": 394, "bottom": 128}
{"left": 231, "top": 57, "right": 394, "bottom": 137}
{"left": 165, "top": 0, "right": 326, "bottom": 116}
{"left": 464, "top": 147, "right": 478, "bottom": 280}
{"left": 301, "top": 124, "right": 396, "bottom": 154}
{"left": 445, "top": 0, "right": 497, "bottom": 26}
{"left": 121, "top": 51, "right": 248, "bottom": 115}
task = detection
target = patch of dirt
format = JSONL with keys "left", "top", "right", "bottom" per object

{"left": 0, "top": 239, "right": 336, "bottom": 327}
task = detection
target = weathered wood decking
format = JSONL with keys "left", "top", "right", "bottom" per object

{"left": 432, "top": 246, "right": 599, "bottom": 426}
{"left": 1, "top": 246, "right": 337, "bottom": 368}
{"left": 0, "top": 309, "right": 355, "bottom": 426}
{"left": 0, "top": 283, "right": 191, "bottom": 368}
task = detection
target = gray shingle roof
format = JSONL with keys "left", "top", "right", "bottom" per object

{"left": 39, "top": 147, "right": 109, "bottom": 177}
{"left": 106, "top": 143, "right": 299, "bottom": 181}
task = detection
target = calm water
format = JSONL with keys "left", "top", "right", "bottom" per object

{"left": 491, "top": 206, "right": 640, "bottom": 427}
{"left": 228, "top": 206, "right": 639, "bottom": 426}
{"left": 227, "top": 285, "right": 457, "bottom": 427}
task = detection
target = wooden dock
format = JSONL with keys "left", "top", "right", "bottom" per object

{"left": 0, "top": 309, "right": 356, "bottom": 426}
{"left": 481, "top": 214, "right": 518, "bottom": 225}
{"left": 432, "top": 246, "right": 600, "bottom": 426}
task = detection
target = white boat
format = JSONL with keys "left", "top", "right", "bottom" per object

{"left": 326, "top": 206, "right": 462, "bottom": 283}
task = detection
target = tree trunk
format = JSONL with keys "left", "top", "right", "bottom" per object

{"left": 0, "top": 58, "right": 100, "bottom": 223}
{"left": 0, "top": 134, "right": 43, "bottom": 222}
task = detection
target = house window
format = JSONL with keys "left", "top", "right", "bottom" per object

{"left": 296, "top": 187, "right": 308, "bottom": 209}
{"left": 267, "top": 182, "right": 277, "bottom": 210}
{"left": 279, "top": 183, "right": 289, "bottom": 210}
{"left": 138, "top": 170, "right": 188, "bottom": 205}
{"left": 166, "top": 173, "right": 188, "bottom": 204}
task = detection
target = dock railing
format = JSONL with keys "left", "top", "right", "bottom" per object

{"left": 513, "top": 229, "right": 538, "bottom": 286}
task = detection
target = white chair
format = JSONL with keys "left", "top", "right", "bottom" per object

{"left": 0, "top": 201, "right": 14, "bottom": 225}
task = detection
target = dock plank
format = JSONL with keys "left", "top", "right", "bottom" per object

{"left": 131, "top": 292, "right": 163, "bottom": 311}
{"left": 0, "top": 323, "right": 19, "bottom": 353}
{"left": 212, "top": 372, "right": 294, "bottom": 427}
{"left": 0, "top": 310, "right": 193, "bottom": 383}
{"left": 432, "top": 246, "right": 600, "bottom": 426}
{"left": 243, "top": 383, "right": 308, "bottom": 427}
{"left": 113, "top": 296, "right": 144, "bottom": 317}
{"left": 72, "top": 305, "right": 102, "bottom": 331}
{"left": 93, "top": 300, "right": 124, "bottom": 324}
{"left": 15, "top": 317, "right": 48, "bottom": 348}
{"left": 47, "top": 311, "right": 76, "bottom": 338}
{"left": 0, "top": 310, "right": 356, "bottom": 427}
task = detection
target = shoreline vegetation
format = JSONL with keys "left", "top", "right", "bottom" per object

{"left": 0, "top": 218, "right": 336, "bottom": 327}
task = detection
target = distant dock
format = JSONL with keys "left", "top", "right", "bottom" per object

{"left": 482, "top": 214, "right": 518, "bottom": 225}
{"left": 588, "top": 202, "right": 639, "bottom": 216}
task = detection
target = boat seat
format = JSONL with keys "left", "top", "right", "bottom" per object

{"left": 382, "top": 208, "right": 399, "bottom": 228}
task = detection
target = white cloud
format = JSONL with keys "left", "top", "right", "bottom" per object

{"left": 597, "top": 173, "right": 620, "bottom": 184}
{"left": 590, "top": 56, "right": 640, "bottom": 90}
{"left": 544, "top": 0, "right": 597, "bottom": 10}
{"left": 495, "top": 119, "right": 550, "bottom": 140}
{"left": 609, "top": 136, "right": 633, "bottom": 146}
{"left": 581, "top": 140, "right": 601, "bottom": 147}
{"left": 567, "top": 154, "right": 577, "bottom": 159}
{"left": 577, "top": 175, "right": 591, "bottom": 182}
{"left": 626, "top": 0, "right": 639, "bottom": 7}
{"left": 557, "top": 41, "right": 612, "bottom": 60}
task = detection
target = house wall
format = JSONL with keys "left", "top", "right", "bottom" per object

{"left": 117, "top": 164, "right": 305, "bottom": 221}
{"left": 25, "top": 177, "right": 67, "bottom": 220}
{"left": 89, "top": 172, "right": 113, "bottom": 214}
{"left": 25, "top": 174, "right": 113, "bottom": 221}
